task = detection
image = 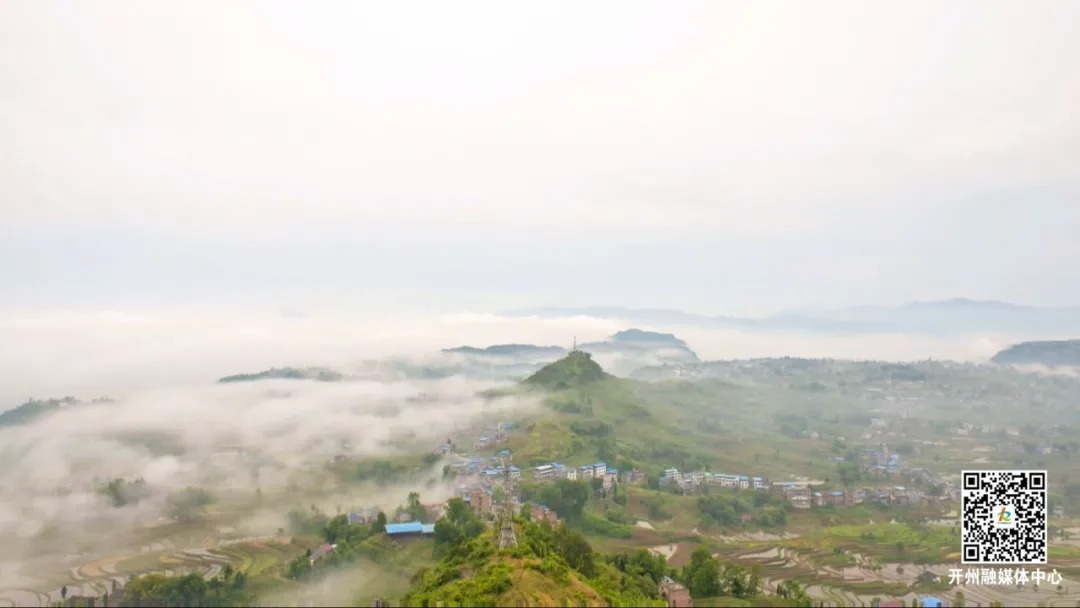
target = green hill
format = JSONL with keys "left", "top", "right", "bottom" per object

{"left": 217, "top": 367, "right": 345, "bottom": 383}
{"left": 524, "top": 351, "right": 611, "bottom": 390}
{"left": 992, "top": 339, "right": 1080, "bottom": 366}
{"left": 509, "top": 355, "right": 740, "bottom": 482}
{"left": 0, "top": 396, "right": 79, "bottom": 427}
{"left": 401, "top": 515, "right": 668, "bottom": 607}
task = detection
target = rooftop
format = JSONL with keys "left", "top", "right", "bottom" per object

{"left": 385, "top": 521, "right": 436, "bottom": 535}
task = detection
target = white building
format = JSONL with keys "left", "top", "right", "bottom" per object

{"left": 533, "top": 464, "right": 554, "bottom": 481}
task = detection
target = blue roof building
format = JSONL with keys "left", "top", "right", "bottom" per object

{"left": 385, "top": 521, "right": 436, "bottom": 536}
{"left": 921, "top": 597, "right": 943, "bottom": 608}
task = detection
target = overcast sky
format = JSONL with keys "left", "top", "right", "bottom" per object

{"left": 3, "top": 0, "right": 1079, "bottom": 316}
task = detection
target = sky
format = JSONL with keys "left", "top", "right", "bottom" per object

{"left": 3, "top": 0, "right": 1080, "bottom": 316}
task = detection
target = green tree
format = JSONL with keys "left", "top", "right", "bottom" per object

{"left": 406, "top": 492, "right": 428, "bottom": 522}
{"left": 777, "top": 580, "right": 813, "bottom": 607}
{"left": 446, "top": 498, "right": 470, "bottom": 525}
{"left": 836, "top": 462, "right": 861, "bottom": 487}
{"left": 433, "top": 519, "right": 463, "bottom": 556}
{"left": 683, "top": 546, "right": 722, "bottom": 598}
{"left": 165, "top": 487, "right": 213, "bottom": 523}
{"left": 372, "top": 511, "right": 387, "bottom": 534}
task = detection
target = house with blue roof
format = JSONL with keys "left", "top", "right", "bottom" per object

{"left": 593, "top": 462, "right": 607, "bottom": 476}
{"left": 508, "top": 465, "right": 521, "bottom": 480}
{"left": 580, "top": 465, "right": 594, "bottom": 479}
{"left": 384, "top": 521, "right": 436, "bottom": 541}
{"left": 920, "top": 596, "right": 943, "bottom": 608}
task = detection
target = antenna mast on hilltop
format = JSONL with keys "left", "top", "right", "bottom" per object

{"left": 497, "top": 453, "right": 518, "bottom": 549}
{"left": 572, "top": 336, "right": 577, "bottom": 351}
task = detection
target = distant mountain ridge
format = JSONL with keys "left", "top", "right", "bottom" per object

{"left": 992, "top": 339, "right": 1080, "bottom": 367}
{"left": 502, "top": 299, "right": 1080, "bottom": 335}
{"left": 446, "top": 328, "right": 699, "bottom": 375}
{"left": 442, "top": 344, "right": 567, "bottom": 357}
{"left": 217, "top": 367, "right": 345, "bottom": 383}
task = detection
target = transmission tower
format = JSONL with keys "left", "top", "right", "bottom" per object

{"left": 497, "top": 454, "right": 518, "bottom": 548}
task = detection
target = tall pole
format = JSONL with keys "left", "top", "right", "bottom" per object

{"left": 497, "top": 454, "right": 518, "bottom": 548}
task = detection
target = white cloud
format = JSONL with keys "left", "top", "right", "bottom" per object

{"left": 3, "top": 1, "right": 1078, "bottom": 241}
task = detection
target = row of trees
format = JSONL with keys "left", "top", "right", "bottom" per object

{"left": 683, "top": 546, "right": 764, "bottom": 600}
{"left": 697, "top": 492, "right": 787, "bottom": 529}
{"left": 94, "top": 478, "right": 151, "bottom": 508}
{"left": 118, "top": 565, "right": 251, "bottom": 607}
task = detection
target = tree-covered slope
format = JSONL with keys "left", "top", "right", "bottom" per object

{"left": 992, "top": 339, "right": 1080, "bottom": 366}
{"left": 524, "top": 351, "right": 611, "bottom": 390}
{"left": 402, "top": 515, "right": 668, "bottom": 607}
{"left": 509, "top": 354, "right": 739, "bottom": 481}
{"left": 0, "top": 396, "right": 86, "bottom": 427}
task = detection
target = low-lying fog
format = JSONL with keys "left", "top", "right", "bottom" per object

{"left": 0, "top": 308, "right": 1033, "bottom": 405}
{"left": 0, "top": 306, "right": 1046, "bottom": 589}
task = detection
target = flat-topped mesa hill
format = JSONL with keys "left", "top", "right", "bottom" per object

{"left": 579, "top": 328, "right": 699, "bottom": 360}
{"left": 523, "top": 351, "right": 612, "bottom": 390}
{"left": 216, "top": 367, "right": 345, "bottom": 383}
{"left": 992, "top": 339, "right": 1080, "bottom": 367}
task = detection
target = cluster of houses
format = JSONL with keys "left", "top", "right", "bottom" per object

{"left": 858, "top": 446, "right": 906, "bottom": 477}
{"left": 650, "top": 463, "right": 944, "bottom": 511}
{"left": 773, "top": 481, "right": 933, "bottom": 509}
{"left": 472, "top": 422, "right": 514, "bottom": 449}
{"left": 659, "top": 467, "right": 770, "bottom": 494}
{"left": 531, "top": 460, "right": 643, "bottom": 491}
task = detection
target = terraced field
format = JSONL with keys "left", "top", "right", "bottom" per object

{"left": 730, "top": 543, "right": 1080, "bottom": 606}
{"left": 0, "top": 536, "right": 308, "bottom": 607}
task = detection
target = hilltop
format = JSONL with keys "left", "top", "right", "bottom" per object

{"left": 579, "top": 328, "right": 699, "bottom": 364}
{"left": 445, "top": 329, "right": 699, "bottom": 376}
{"left": 524, "top": 351, "right": 611, "bottom": 390}
{"left": 992, "top": 339, "right": 1080, "bottom": 367}
{"left": 401, "top": 512, "right": 667, "bottom": 607}
{"left": 0, "top": 396, "right": 112, "bottom": 428}
{"left": 217, "top": 367, "right": 345, "bottom": 383}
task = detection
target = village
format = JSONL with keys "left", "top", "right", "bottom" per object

{"left": 330, "top": 412, "right": 976, "bottom": 557}
{"left": 647, "top": 441, "right": 966, "bottom": 513}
